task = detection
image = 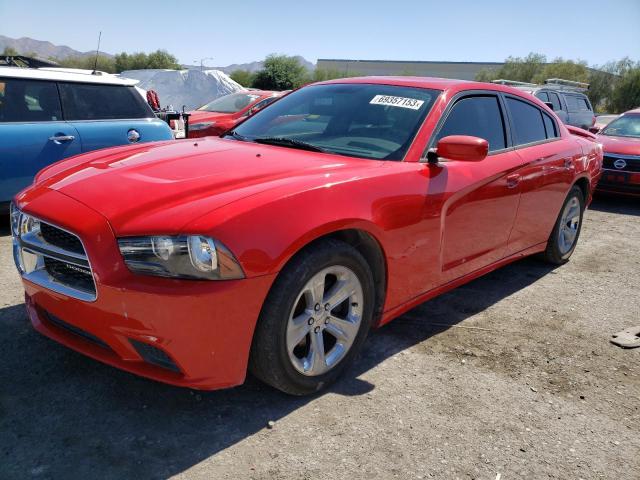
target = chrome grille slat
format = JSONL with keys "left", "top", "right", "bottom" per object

{"left": 13, "top": 215, "right": 97, "bottom": 302}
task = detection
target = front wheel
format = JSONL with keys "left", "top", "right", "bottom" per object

{"left": 543, "top": 185, "right": 585, "bottom": 265}
{"left": 249, "top": 239, "right": 374, "bottom": 395}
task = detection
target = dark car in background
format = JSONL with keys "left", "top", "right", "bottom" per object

{"left": 595, "top": 108, "right": 640, "bottom": 197}
{"left": 494, "top": 78, "right": 595, "bottom": 130}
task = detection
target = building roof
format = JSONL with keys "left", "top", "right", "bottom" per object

{"left": 0, "top": 66, "right": 138, "bottom": 86}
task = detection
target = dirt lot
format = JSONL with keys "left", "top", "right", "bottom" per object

{"left": 0, "top": 196, "right": 638, "bottom": 480}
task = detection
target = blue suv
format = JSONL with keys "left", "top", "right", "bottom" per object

{"left": 0, "top": 67, "right": 173, "bottom": 211}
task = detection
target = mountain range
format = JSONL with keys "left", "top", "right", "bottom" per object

{"left": 0, "top": 35, "right": 315, "bottom": 71}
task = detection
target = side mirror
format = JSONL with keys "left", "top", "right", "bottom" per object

{"left": 588, "top": 126, "right": 600, "bottom": 134}
{"left": 544, "top": 101, "right": 555, "bottom": 110}
{"left": 429, "top": 135, "right": 489, "bottom": 163}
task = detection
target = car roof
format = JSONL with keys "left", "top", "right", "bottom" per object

{"left": 313, "top": 76, "right": 546, "bottom": 96}
{"left": 0, "top": 66, "right": 138, "bottom": 86}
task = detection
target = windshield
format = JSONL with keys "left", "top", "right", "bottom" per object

{"left": 228, "top": 83, "right": 439, "bottom": 161}
{"left": 601, "top": 114, "right": 640, "bottom": 138}
{"left": 197, "top": 92, "right": 261, "bottom": 113}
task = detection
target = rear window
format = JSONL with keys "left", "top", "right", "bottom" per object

{"left": 564, "top": 95, "right": 590, "bottom": 113}
{"left": 59, "top": 83, "right": 153, "bottom": 120}
{"left": 0, "top": 78, "right": 62, "bottom": 122}
{"left": 506, "top": 97, "right": 548, "bottom": 145}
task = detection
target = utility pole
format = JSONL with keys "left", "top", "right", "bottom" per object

{"left": 194, "top": 57, "right": 214, "bottom": 71}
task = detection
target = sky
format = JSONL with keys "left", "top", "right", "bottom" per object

{"left": 1, "top": 0, "right": 639, "bottom": 67}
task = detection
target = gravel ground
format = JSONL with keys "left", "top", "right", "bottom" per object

{"left": 0, "top": 195, "right": 638, "bottom": 480}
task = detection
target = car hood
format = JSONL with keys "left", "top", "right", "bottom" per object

{"left": 35, "top": 137, "right": 380, "bottom": 234}
{"left": 596, "top": 134, "right": 640, "bottom": 156}
{"left": 188, "top": 111, "right": 234, "bottom": 124}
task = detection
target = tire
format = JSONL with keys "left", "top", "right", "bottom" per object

{"left": 543, "top": 185, "right": 585, "bottom": 265}
{"left": 249, "top": 239, "right": 375, "bottom": 395}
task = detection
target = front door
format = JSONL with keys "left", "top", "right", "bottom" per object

{"left": 431, "top": 93, "right": 523, "bottom": 283}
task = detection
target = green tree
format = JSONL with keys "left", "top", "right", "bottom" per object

{"left": 2, "top": 47, "right": 18, "bottom": 56}
{"left": 532, "top": 58, "right": 589, "bottom": 84}
{"left": 56, "top": 55, "right": 116, "bottom": 73}
{"left": 311, "top": 68, "right": 361, "bottom": 82}
{"left": 252, "top": 54, "right": 308, "bottom": 90}
{"left": 114, "top": 50, "right": 180, "bottom": 72}
{"left": 609, "top": 66, "right": 640, "bottom": 113}
{"left": 230, "top": 69, "right": 255, "bottom": 87}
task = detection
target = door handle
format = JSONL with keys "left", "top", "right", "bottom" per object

{"left": 506, "top": 174, "right": 520, "bottom": 189}
{"left": 49, "top": 135, "right": 75, "bottom": 143}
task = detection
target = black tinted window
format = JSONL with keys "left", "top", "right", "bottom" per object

{"left": 436, "top": 96, "right": 506, "bottom": 152}
{"left": 59, "top": 83, "right": 152, "bottom": 120}
{"left": 0, "top": 78, "right": 62, "bottom": 122}
{"left": 548, "top": 92, "right": 562, "bottom": 111}
{"left": 506, "top": 97, "right": 547, "bottom": 145}
{"left": 542, "top": 112, "right": 558, "bottom": 138}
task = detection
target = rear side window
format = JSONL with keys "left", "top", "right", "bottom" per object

{"left": 506, "top": 97, "right": 548, "bottom": 145}
{"left": 542, "top": 112, "right": 559, "bottom": 138}
{"left": 548, "top": 92, "right": 562, "bottom": 111}
{"left": 564, "top": 95, "right": 589, "bottom": 112}
{"left": 436, "top": 95, "right": 506, "bottom": 152}
{"left": 536, "top": 91, "right": 549, "bottom": 102}
{"left": 59, "top": 83, "right": 153, "bottom": 120}
{"left": 0, "top": 78, "right": 62, "bottom": 122}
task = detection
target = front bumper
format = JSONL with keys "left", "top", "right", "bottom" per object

{"left": 14, "top": 189, "right": 276, "bottom": 390}
{"left": 595, "top": 168, "right": 640, "bottom": 197}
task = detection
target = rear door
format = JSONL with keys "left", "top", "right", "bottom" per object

{"left": 564, "top": 94, "right": 594, "bottom": 129}
{"left": 504, "top": 95, "right": 575, "bottom": 255}
{"left": 58, "top": 82, "right": 172, "bottom": 152}
{"left": 0, "top": 77, "right": 80, "bottom": 203}
{"left": 430, "top": 92, "right": 523, "bottom": 282}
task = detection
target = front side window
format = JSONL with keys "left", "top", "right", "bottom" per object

{"left": 506, "top": 97, "right": 548, "bottom": 145}
{"left": 198, "top": 92, "right": 261, "bottom": 113}
{"left": 601, "top": 114, "right": 640, "bottom": 138}
{"left": 0, "top": 78, "right": 62, "bottom": 122}
{"left": 59, "top": 83, "right": 153, "bottom": 121}
{"left": 435, "top": 95, "right": 506, "bottom": 152}
{"left": 230, "top": 84, "right": 439, "bottom": 160}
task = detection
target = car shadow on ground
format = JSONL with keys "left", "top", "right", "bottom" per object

{"left": 1, "top": 254, "right": 558, "bottom": 479}
{"left": 590, "top": 194, "right": 639, "bottom": 216}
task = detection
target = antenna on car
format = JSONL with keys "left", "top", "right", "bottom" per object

{"left": 92, "top": 31, "right": 102, "bottom": 75}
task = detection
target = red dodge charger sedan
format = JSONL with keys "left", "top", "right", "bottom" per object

{"left": 11, "top": 77, "right": 602, "bottom": 395}
{"left": 595, "top": 108, "right": 640, "bottom": 197}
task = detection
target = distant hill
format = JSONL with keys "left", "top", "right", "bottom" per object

{"left": 185, "top": 56, "right": 316, "bottom": 73}
{"left": 0, "top": 35, "right": 112, "bottom": 60}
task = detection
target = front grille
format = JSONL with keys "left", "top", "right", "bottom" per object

{"left": 603, "top": 154, "right": 640, "bottom": 172}
{"left": 41, "top": 222, "right": 85, "bottom": 255}
{"left": 44, "top": 257, "right": 95, "bottom": 294}
{"left": 45, "top": 312, "right": 110, "bottom": 350}
{"left": 14, "top": 215, "right": 97, "bottom": 301}
{"left": 130, "top": 339, "right": 181, "bottom": 373}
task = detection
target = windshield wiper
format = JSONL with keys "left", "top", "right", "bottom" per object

{"left": 224, "top": 130, "right": 252, "bottom": 142}
{"left": 253, "top": 137, "right": 327, "bottom": 153}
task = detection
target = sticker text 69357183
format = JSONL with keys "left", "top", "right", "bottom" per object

{"left": 369, "top": 95, "right": 425, "bottom": 110}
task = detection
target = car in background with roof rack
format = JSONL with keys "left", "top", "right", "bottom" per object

{"left": 492, "top": 78, "right": 595, "bottom": 130}
{"left": 0, "top": 61, "right": 174, "bottom": 212}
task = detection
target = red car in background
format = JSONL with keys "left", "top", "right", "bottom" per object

{"left": 12, "top": 77, "right": 601, "bottom": 395}
{"left": 188, "top": 90, "right": 283, "bottom": 138}
{"left": 595, "top": 108, "right": 640, "bottom": 197}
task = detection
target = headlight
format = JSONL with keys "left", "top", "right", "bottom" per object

{"left": 10, "top": 203, "right": 21, "bottom": 237}
{"left": 189, "top": 122, "right": 215, "bottom": 131}
{"left": 117, "top": 235, "right": 244, "bottom": 280}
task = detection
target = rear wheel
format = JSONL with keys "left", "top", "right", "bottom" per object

{"left": 543, "top": 185, "right": 585, "bottom": 265}
{"left": 249, "top": 239, "right": 374, "bottom": 395}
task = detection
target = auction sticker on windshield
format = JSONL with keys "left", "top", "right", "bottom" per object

{"left": 370, "top": 95, "right": 424, "bottom": 110}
